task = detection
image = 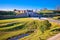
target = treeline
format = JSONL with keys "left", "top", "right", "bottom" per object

{"left": 38, "top": 10, "right": 60, "bottom": 17}
{"left": 0, "top": 11, "right": 16, "bottom": 15}
{"left": 38, "top": 10, "right": 60, "bottom": 14}
{"left": 54, "top": 10, "right": 60, "bottom": 13}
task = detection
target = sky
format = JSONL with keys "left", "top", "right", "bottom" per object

{"left": 0, "top": 0, "right": 60, "bottom": 10}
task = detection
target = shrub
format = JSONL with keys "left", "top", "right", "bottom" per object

{"left": 0, "top": 11, "right": 16, "bottom": 15}
{"left": 40, "top": 20, "right": 51, "bottom": 33}
{"left": 53, "top": 16, "right": 60, "bottom": 20}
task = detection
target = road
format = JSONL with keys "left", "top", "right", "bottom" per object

{"left": 30, "top": 17, "right": 60, "bottom": 24}
{"left": 47, "top": 33, "right": 60, "bottom": 40}
{"left": 46, "top": 18, "right": 60, "bottom": 24}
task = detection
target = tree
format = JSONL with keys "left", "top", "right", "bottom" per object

{"left": 0, "top": 11, "right": 16, "bottom": 15}
{"left": 8, "top": 11, "right": 16, "bottom": 15}
{"left": 14, "top": 9, "right": 17, "bottom": 11}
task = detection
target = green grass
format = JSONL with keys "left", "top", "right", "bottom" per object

{"left": 0, "top": 22, "right": 20, "bottom": 28}
{"left": 19, "top": 20, "right": 60, "bottom": 40}
{"left": 0, "top": 18, "right": 60, "bottom": 40}
{"left": 0, "top": 18, "right": 35, "bottom": 40}
{"left": 53, "top": 16, "right": 60, "bottom": 20}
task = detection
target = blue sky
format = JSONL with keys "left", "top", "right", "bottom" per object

{"left": 0, "top": 0, "right": 60, "bottom": 10}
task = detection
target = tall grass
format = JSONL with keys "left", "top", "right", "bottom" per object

{"left": 0, "top": 18, "right": 60, "bottom": 40}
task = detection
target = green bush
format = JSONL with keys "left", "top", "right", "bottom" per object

{"left": 40, "top": 20, "right": 51, "bottom": 33}
{"left": 0, "top": 11, "right": 16, "bottom": 15}
{"left": 53, "top": 16, "right": 60, "bottom": 20}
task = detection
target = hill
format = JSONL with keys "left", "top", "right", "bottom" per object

{"left": 0, "top": 18, "right": 60, "bottom": 40}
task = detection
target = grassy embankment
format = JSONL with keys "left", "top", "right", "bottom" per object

{"left": 0, "top": 18, "right": 60, "bottom": 40}
{"left": 20, "top": 20, "right": 60, "bottom": 40}
{"left": 0, "top": 18, "right": 34, "bottom": 40}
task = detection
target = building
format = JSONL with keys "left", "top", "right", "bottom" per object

{"left": 14, "top": 9, "right": 34, "bottom": 15}
{"left": 14, "top": 9, "right": 40, "bottom": 17}
{"left": 14, "top": 9, "right": 26, "bottom": 13}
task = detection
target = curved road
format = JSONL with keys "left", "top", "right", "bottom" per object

{"left": 30, "top": 17, "right": 60, "bottom": 24}
{"left": 47, "top": 33, "right": 60, "bottom": 40}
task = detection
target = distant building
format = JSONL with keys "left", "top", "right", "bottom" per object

{"left": 14, "top": 9, "right": 34, "bottom": 15}
{"left": 14, "top": 10, "right": 26, "bottom": 13}
{"left": 13, "top": 9, "right": 39, "bottom": 17}
{"left": 41, "top": 8, "right": 48, "bottom": 11}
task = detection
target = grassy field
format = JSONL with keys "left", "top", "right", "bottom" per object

{"left": 0, "top": 18, "right": 60, "bottom": 40}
